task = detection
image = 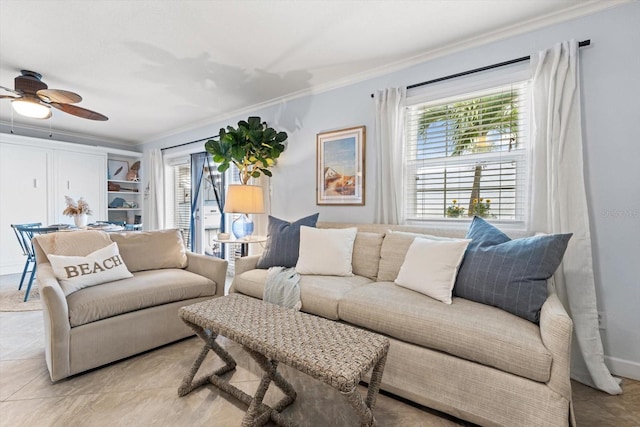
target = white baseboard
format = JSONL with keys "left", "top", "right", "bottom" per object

{"left": 606, "top": 356, "right": 640, "bottom": 381}
{"left": 0, "top": 264, "right": 22, "bottom": 276}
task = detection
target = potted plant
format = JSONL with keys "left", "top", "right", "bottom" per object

{"left": 63, "top": 196, "right": 93, "bottom": 227}
{"left": 446, "top": 200, "right": 465, "bottom": 218}
{"left": 205, "top": 117, "right": 288, "bottom": 239}
{"left": 204, "top": 116, "right": 288, "bottom": 184}
{"left": 469, "top": 198, "right": 494, "bottom": 218}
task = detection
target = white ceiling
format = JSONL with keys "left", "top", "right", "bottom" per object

{"left": 0, "top": 0, "right": 623, "bottom": 147}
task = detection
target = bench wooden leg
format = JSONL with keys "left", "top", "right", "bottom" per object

{"left": 341, "top": 352, "right": 388, "bottom": 427}
{"left": 244, "top": 347, "right": 297, "bottom": 427}
{"left": 178, "top": 322, "right": 237, "bottom": 397}
{"left": 178, "top": 322, "right": 297, "bottom": 426}
{"left": 365, "top": 352, "right": 387, "bottom": 410}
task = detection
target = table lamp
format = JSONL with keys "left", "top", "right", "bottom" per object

{"left": 224, "top": 184, "right": 265, "bottom": 239}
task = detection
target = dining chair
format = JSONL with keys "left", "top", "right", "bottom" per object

{"left": 10, "top": 222, "right": 42, "bottom": 291}
{"left": 15, "top": 225, "right": 61, "bottom": 302}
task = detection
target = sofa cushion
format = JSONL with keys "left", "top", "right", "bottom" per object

{"left": 256, "top": 213, "right": 319, "bottom": 269}
{"left": 48, "top": 242, "right": 133, "bottom": 296}
{"left": 232, "top": 269, "right": 373, "bottom": 320}
{"left": 378, "top": 230, "right": 458, "bottom": 281}
{"left": 296, "top": 226, "right": 357, "bottom": 276}
{"left": 298, "top": 274, "right": 373, "bottom": 320}
{"left": 66, "top": 269, "right": 215, "bottom": 327}
{"left": 231, "top": 269, "right": 269, "bottom": 300}
{"left": 395, "top": 238, "right": 470, "bottom": 304}
{"left": 35, "top": 229, "right": 112, "bottom": 259}
{"left": 109, "top": 229, "right": 188, "bottom": 272}
{"left": 352, "top": 232, "right": 384, "bottom": 280}
{"left": 455, "top": 217, "right": 572, "bottom": 323}
{"left": 339, "top": 281, "right": 552, "bottom": 382}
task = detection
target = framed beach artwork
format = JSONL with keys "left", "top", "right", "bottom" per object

{"left": 316, "top": 126, "right": 365, "bottom": 205}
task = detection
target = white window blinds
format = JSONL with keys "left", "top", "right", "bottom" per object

{"left": 172, "top": 163, "right": 192, "bottom": 247}
{"left": 404, "top": 81, "right": 530, "bottom": 222}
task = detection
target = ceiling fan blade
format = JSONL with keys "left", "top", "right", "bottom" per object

{"left": 51, "top": 102, "right": 108, "bottom": 121}
{"left": 0, "top": 94, "right": 20, "bottom": 99}
{"left": 37, "top": 89, "right": 82, "bottom": 104}
{"left": 0, "top": 85, "right": 21, "bottom": 97}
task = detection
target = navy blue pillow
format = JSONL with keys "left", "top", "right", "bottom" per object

{"left": 256, "top": 213, "right": 319, "bottom": 269}
{"left": 454, "top": 217, "right": 572, "bottom": 323}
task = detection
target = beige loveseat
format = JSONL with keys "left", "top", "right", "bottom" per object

{"left": 230, "top": 222, "right": 574, "bottom": 427}
{"left": 33, "top": 229, "right": 227, "bottom": 381}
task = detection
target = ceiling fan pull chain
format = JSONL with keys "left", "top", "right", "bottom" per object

{"left": 49, "top": 114, "right": 53, "bottom": 138}
{"left": 10, "top": 107, "right": 14, "bottom": 134}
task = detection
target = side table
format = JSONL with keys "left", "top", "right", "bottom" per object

{"left": 211, "top": 235, "right": 267, "bottom": 257}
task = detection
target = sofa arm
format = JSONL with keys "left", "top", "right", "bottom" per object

{"left": 186, "top": 252, "right": 228, "bottom": 298}
{"left": 234, "top": 255, "right": 260, "bottom": 275}
{"left": 539, "top": 290, "right": 573, "bottom": 400}
{"left": 36, "top": 263, "right": 72, "bottom": 381}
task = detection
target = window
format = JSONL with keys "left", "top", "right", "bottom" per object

{"left": 166, "top": 154, "right": 226, "bottom": 255}
{"left": 404, "top": 81, "right": 529, "bottom": 223}
{"left": 171, "top": 161, "right": 192, "bottom": 248}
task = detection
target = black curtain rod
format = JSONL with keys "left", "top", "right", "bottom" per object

{"left": 160, "top": 135, "right": 218, "bottom": 151}
{"left": 371, "top": 39, "right": 590, "bottom": 97}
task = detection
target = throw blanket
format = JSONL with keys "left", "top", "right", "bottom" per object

{"left": 263, "top": 267, "right": 301, "bottom": 310}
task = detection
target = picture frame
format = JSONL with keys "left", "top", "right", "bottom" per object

{"left": 316, "top": 126, "right": 365, "bottom": 205}
{"left": 108, "top": 160, "right": 129, "bottom": 181}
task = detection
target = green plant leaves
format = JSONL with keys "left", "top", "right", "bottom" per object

{"left": 275, "top": 132, "right": 287, "bottom": 143}
{"left": 247, "top": 116, "right": 261, "bottom": 128}
{"left": 204, "top": 116, "right": 289, "bottom": 183}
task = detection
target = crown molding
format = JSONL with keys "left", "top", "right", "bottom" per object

{"left": 0, "top": 120, "right": 136, "bottom": 149}
{"left": 145, "top": 0, "right": 629, "bottom": 146}
{"left": 311, "top": 0, "right": 631, "bottom": 94}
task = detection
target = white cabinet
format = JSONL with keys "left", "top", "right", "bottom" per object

{"left": 0, "top": 134, "right": 109, "bottom": 274}
{"left": 55, "top": 150, "right": 107, "bottom": 225}
{"left": 0, "top": 143, "right": 52, "bottom": 273}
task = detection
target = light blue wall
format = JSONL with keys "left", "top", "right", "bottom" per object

{"left": 144, "top": 3, "right": 640, "bottom": 376}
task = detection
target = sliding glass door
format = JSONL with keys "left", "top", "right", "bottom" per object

{"left": 167, "top": 152, "right": 226, "bottom": 257}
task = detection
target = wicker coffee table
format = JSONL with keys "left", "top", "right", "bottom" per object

{"left": 178, "top": 293, "right": 389, "bottom": 427}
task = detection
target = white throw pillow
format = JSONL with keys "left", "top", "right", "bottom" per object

{"left": 394, "top": 237, "right": 471, "bottom": 304}
{"left": 295, "top": 226, "right": 358, "bottom": 276}
{"left": 49, "top": 242, "right": 133, "bottom": 296}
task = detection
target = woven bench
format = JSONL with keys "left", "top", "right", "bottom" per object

{"left": 178, "top": 293, "right": 390, "bottom": 426}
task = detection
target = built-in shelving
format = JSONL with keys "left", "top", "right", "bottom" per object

{"left": 107, "top": 150, "right": 143, "bottom": 226}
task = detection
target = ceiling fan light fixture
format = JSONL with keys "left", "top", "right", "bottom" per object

{"left": 11, "top": 98, "right": 51, "bottom": 119}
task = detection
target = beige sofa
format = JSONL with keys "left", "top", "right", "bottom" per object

{"left": 230, "top": 222, "right": 574, "bottom": 427}
{"left": 33, "top": 229, "right": 227, "bottom": 381}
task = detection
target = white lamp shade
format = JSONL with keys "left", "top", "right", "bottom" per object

{"left": 224, "top": 184, "right": 265, "bottom": 214}
{"left": 12, "top": 98, "right": 52, "bottom": 119}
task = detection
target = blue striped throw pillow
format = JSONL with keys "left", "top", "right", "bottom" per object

{"left": 454, "top": 217, "right": 572, "bottom": 323}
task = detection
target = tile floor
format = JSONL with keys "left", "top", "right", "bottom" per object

{"left": 0, "top": 274, "right": 638, "bottom": 426}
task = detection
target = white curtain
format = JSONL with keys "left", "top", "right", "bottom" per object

{"left": 249, "top": 175, "right": 270, "bottom": 256}
{"left": 531, "top": 40, "right": 622, "bottom": 394}
{"left": 144, "top": 148, "right": 165, "bottom": 230}
{"left": 374, "top": 87, "right": 406, "bottom": 224}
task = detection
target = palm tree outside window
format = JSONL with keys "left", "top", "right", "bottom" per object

{"left": 404, "top": 82, "right": 529, "bottom": 222}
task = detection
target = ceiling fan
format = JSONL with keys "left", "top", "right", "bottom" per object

{"left": 0, "top": 70, "right": 108, "bottom": 121}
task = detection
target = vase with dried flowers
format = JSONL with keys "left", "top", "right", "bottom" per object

{"left": 63, "top": 196, "right": 93, "bottom": 227}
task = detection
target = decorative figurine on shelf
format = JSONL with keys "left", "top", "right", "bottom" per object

{"left": 109, "top": 197, "right": 126, "bottom": 208}
{"left": 126, "top": 161, "right": 140, "bottom": 182}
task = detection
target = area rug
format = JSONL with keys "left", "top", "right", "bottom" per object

{"left": 0, "top": 286, "right": 41, "bottom": 311}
